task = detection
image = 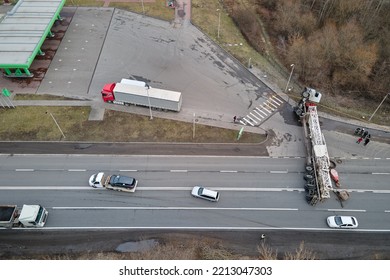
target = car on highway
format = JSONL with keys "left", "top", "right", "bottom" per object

{"left": 89, "top": 172, "right": 138, "bottom": 192}
{"left": 326, "top": 215, "right": 358, "bottom": 229}
{"left": 191, "top": 186, "right": 219, "bottom": 202}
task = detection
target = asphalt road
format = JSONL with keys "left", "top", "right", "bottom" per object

{"left": 1, "top": 154, "right": 389, "bottom": 259}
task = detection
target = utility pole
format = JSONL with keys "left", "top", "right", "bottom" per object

{"left": 46, "top": 112, "right": 65, "bottom": 139}
{"left": 368, "top": 92, "right": 389, "bottom": 122}
{"left": 145, "top": 84, "right": 153, "bottom": 120}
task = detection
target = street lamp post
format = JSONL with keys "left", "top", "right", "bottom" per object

{"left": 285, "top": 64, "right": 295, "bottom": 93}
{"left": 217, "top": 9, "right": 221, "bottom": 39}
{"left": 368, "top": 92, "right": 389, "bottom": 122}
{"left": 141, "top": 0, "right": 145, "bottom": 14}
{"left": 145, "top": 84, "right": 153, "bottom": 120}
{"left": 46, "top": 111, "right": 65, "bottom": 139}
{"left": 192, "top": 113, "right": 196, "bottom": 139}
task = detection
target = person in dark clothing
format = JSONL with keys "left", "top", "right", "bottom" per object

{"left": 364, "top": 138, "right": 370, "bottom": 146}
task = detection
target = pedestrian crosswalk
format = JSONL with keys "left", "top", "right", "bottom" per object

{"left": 239, "top": 95, "right": 283, "bottom": 126}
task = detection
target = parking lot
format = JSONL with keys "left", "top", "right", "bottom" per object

{"left": 1, "top": 6, "right": 276, "bottom": 129}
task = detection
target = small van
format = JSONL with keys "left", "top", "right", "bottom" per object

{"left": 191, "top": 186, "right": 220, "bottom": 202}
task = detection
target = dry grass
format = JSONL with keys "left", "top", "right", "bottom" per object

{"left": 14, "top": 239, "right": 318, "bottom": 260}
{"left": 0, "top": 107, "right": 264, "bottom": 142}
{"left": 13, "top": 94, "right": 78, "bottom": 101}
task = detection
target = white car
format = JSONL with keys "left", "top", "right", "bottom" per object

{"left": 327, "top": 216, "right": 358, "bottom": 229}
{"left": 89, "top": 172, "right": 138, "bottom": 192}
{"left": 191, "top": 186, "right": 219, "bottom": 202}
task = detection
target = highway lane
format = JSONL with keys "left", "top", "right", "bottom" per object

{"left": 1, "top": 154, "right": 389, "bottom": 190}
{"left": 1, "top": 188, "right": 389, "bottom": 230}
{"left": 0, "top": 154, "right": 389, "bottom": 231}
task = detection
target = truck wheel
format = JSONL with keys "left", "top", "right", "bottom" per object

{"left": 305, "top": 166, "right": 313, "bottom": 172}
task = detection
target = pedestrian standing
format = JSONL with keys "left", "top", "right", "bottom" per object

{"left": 364, "top": 138, "right": 370, "bottom": 146}
{"left": 233, "top": 116, "right": 237, "bottom": 123}
{"left": 356, "top": 137, "right": 363, "bottom": 144}
{"left": 363, "top": 130, "right": 368, "bottom": 138}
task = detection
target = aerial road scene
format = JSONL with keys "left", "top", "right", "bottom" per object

{"left": 0, "top": 0, "right": 389, "bottom": 266}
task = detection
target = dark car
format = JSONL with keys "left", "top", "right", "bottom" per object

{"left": 107, "top": 175, "right": 138, "bottom": 192}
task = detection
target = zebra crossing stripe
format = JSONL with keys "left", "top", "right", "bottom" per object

{"left": 240, "top": 95, "right": 285, "bottom": 126}
{"left": 264, "top": 102, "right": 276, "bottom": 111}
{"left": 265, "top": 100, "right": 278, "bottom": 109}
{"left": 250, "top": 112, "right": 262, "bottom": 122}
{"left": 271, "top": 95, "right": 284, "bottom": 104}
{"left": 269, "top": 97, "right": 282, "bottom": 106}
{"left": 254, "top": 108, "right": 267, "bottom": 118}
{"left": 247, "top": 115, "right": 258, "bottom": 124}
{"left": 260, "top": 105, "right": 272, "bottom": 114}
{"left": 253, "top": 110, "right": 265, "bottom": 119}
{"left": 243, "top": 117, "right": 255, "bottom": 126}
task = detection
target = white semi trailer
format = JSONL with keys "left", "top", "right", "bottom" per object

{"left": 101, "top": 79, "right": 182, "bottom": 112}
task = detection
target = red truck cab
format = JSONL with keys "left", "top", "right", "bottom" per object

{"left": 101, "top": 83, "right": 116, "bottom": 102}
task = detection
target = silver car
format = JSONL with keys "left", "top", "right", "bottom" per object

{"left": 191, "top": 186, "right": 220, "bottom": 202}
{"left": 327, "top": 216, "right": 358, "bottom": 229}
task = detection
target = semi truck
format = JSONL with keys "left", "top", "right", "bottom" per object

{"left": 0, "top": 204, "right": 48, "bottom": 228}
{"left": 101, "top": 79, "right": 182, "bottom": 112}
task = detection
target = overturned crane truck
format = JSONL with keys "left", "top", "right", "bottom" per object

{"left": 294, "top": 88, "right": 333, "bottom": 205}
{"left": 101, "top": 79, "right": 182, "bottom": 112}
{"left": 0, "top": 204, "right": 48, "bottom": 228}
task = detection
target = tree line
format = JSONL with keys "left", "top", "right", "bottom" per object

{"left": 224, "top": 0, "right": 389, "bottom": 100}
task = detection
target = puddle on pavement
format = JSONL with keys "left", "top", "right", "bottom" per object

{"left": 116, "top": 239, "right": 159, "bottom": 253}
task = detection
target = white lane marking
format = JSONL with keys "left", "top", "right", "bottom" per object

{"left": 53, "top": 206, "right": 298, "bottom": 211}
{"left": 170, "top": 170, "right": 188, "bottom": 173}
{"left": 0, "top": 186, "right": 303, "bottom": 191}
{"left": 270, "top": 170, "right": 288, "bottom": 174}
{"left": 327, "top": 209, "right": 366, "bottom": 212}
{"left": 1, "top": 186, "right": 390, "bottom": 193}
{"left": 68, "top": 169, "right": 86, "bottom": 172}
{"left": 220, "top": 170, "right": 238, "bottom": 173}
{"left": 119, "top": 170, "right": 137, "bottom": 172}
{"left": 15, "top": 169, "right": 34, "bottom": 171}
{"left": 40, "top": 169, "right": 65, "bottom": 171}
{"left": 372, "top": 173, "right": 390, "bottom": 175}
{"left": 5, "top": 227, "right": 390, "bottom": 232}
{"left": 348, "top": 189, "right": 390, "bottom": 193}
{"left": 0, "top": 186, "right": 92, "bottom": 190}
